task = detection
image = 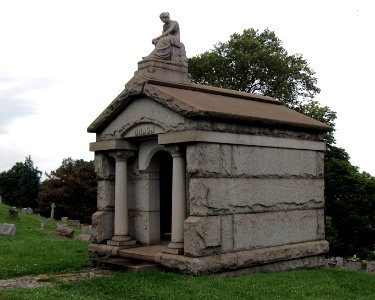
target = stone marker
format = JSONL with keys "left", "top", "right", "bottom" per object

{"left": 48, "top": 225, "right": 75, "bottom": 238}
{"left": 8, "top": 207, "right": 18, "bottom": 219}
{"left": 367, "top": 262, "right": 375, "bottom": 273}
{"left": 0, "top": 195, "right": 2, "bottom": 204}
{"left": 61, "top": 217, "right": 68, "bottom": 224}
{"left": 81, "top": 225, "right": 92, "bottom": 235}
{"left": 336, "top": 257, "right": 344, "bottom": 268}
{"left": 26, "top": 207, "right": 33, "bottom": 214}
{"left": 68, "top": 219, "right": 81, "bottom": 227}
{"left": 50, "top": 203, "right": 55, "bottom": 219}
{"left": 0, "top": 223, "right": 16, "bottom": 236}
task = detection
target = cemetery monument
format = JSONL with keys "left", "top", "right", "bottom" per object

{"left": 87, "top": 13, "right": 330, "bottom": 274}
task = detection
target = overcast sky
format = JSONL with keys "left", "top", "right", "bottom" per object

{"left": 1, "top": 0, "right": 374, "bottom": 176}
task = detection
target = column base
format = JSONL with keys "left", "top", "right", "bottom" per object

{"left": 163, "top": 242, "right": 184, "bottom": 255}
{"left": 107, "top": 235, "right": 137, "bottom": 247}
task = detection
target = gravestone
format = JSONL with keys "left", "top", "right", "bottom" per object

{"left": 0, "top": 223, "right": 16, "bottom": 236}
{"left": 61, "top": 217, "right": 68, "bottom": 224}
{"left": 8, "top": 207, "right": 18, "bottom": 219}
{"left": 49, "top": 225, "right": 75, "bottom": 238}
{"left": 0, "top": 195, "right": 2, "bottom": 204}
{"left": 50, "top": 203, "right": 55, "bottom": 219}
{"left": 81, "top": 225, "right": 92, "bottom": 235}
{"left": 26, "top": 207, "right": 33, "bottom": 214}
{"left": 68, "top": 220, "right": 81, "bottom": 227}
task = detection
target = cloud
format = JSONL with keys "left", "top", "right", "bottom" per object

{"left": 0, "top": 76, "right": 55, "bottom": 134}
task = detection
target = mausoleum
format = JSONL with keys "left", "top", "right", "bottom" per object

{"left": 88, "top": 13, "right": 330, "bottom": 274}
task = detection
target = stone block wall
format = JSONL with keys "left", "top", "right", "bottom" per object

{"left": 91, "top": 153, "right": 115, "bottom": 243}
{"left": 185, "top": 142, "right": 326, "bottom": 257}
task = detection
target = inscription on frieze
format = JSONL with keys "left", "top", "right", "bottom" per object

{"left": 124, "top": 123, "right": 164, "bottom": 138}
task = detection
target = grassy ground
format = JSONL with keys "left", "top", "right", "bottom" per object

{"left": 1, "top": 203, "right": 375, "bottom": 299}
{"left": 0, "top": 204, "right": 90, "bottom": 279}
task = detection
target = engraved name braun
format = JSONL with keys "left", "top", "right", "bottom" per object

{"left": 134, "top": 126, "right": 155, "bottom": 136}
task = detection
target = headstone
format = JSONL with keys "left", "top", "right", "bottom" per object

{"left": 0, "top": 223, "right": 16, "bottom": 236}
{"left": 40, "top": 222, "right": 45, "bottom": 230}
{"left": 336, "top": 257, "right": 344, "bottom": 268}
{"left": 366, "top": 262, "right": 375, "bottom": 273}
{"left": 48, "top": 225, "right": 75, "bottom": 238}
{"left": 346, "top": 260, "right": 365, "bottom": 271}
{"left": 26, "top": 207, "right": 33, "bottom": 214}
{"left": 8, "top": 207, "right": 18, "bottom": 219}
{"left": 68, "top": 219, "right": 81, "bottom": 227}
{"left": 0, "top": 195, "right": 2, "bottom": 204}
{"left": 61, "top": 217, "right": 68, "bottom": 224}
{"left": 81, "top": 225, "right": 92, "bottom": 235}
{"left": 50, "top": 203, "right": 55, "bottom": 219}
{"left": 22, "top": 208, "right": 28, "bottom": 214}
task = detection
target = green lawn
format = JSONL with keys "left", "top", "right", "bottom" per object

{"left": 1, "top": 203, "right": 375, "bottom": 299}
{"left": 0, "top": 204, "right": 90, "bottom": 279}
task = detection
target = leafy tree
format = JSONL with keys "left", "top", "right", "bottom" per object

{"left": 37, "top": 158, "right": 96, "bottom": 224}
{"left": 325, "top": 147, "right": 375, "bottom": 258}
{"left": 189, "top": 28, "right": 320, "bottom": 109}
{"left": 0, "top": 156, "right": 41, "bottom": 208}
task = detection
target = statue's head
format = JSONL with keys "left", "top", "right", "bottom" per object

{"left": 159, "top": 12, "right": 170, "bottom": 22}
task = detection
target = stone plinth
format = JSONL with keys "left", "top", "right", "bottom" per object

{"left": 135, "top": 60, "right": 191, "bottom": 85}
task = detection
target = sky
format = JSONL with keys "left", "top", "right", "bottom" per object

{"left": 1, "top": 0, "right": 374, "bottom": 177}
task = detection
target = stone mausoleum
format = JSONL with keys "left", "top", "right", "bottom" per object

{"left": 88, "top": 13, "right": 330, "bottom": 274}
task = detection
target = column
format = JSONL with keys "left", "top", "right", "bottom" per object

{"left": 165, "top": 146, "right": 186, "bottom": 255}
{"left": 107, "top": 150, "right": 136, "bottom": 247}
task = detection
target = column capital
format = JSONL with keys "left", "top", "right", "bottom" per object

{"left": 109, "top": 150, "right": 134, "bottom": 162}
{"left": 166, "top": 145, "right": 184, "bottom": 158}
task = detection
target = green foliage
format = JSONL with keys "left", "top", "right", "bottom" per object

{"left": 188, "top": 28, "right": 320, "bottom": 109}
{"left": 0, "top": 203, "right": 89, "bottom": 279}
{"left": 295, "top": 100, "right": 337, "bottom": 148}
{"left": 36, "top": 158, "right": 97, "bottom": 224}
{"left": 325, "top": 146, "right": 375, "bottom": 258}
{"left": 2, "top": 269, "right": 375, "bottom": 299}
{"left": 0, "top": 156, "right": 41, "bottom": 208}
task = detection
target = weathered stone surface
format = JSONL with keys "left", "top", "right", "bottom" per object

{"left": 0, "top": 223, "right": 16, "bottom": 236}
{"left": 160, "top": 240, "right": 328, "bottom": 275}
{"left": 221, "top": 215, "right": 234, "bottom": 253}
{"left": 129, "top": 211, "right": 160, "bottom": 245}
{"left": 89, "top": 243, "right": 119, "bottom": 257}
{"left": 233, "top": 209, "right": 324, "bottom": 251}
{"left": 184, "top": 216, "right": 221, "bottom": 257}
{"left": 346, "top": 260, "right": 365, "bottom": 271}
{"left": 94, "top": 153, "right": 115, "bottom": 180}
{"left": 128, "top": 178, "right": 160, "bottom": 211}
{"left": 91, "top": 210, "right": 114, "bottom": 243}
{"left": 49, "top": 225, "right": 74, "bottom": 238}
{"left": 97, "top": 180, "right": 115, "bottom": 210}
{"left": 189, "top": 178, "right": 324, "bottom": 216}
{"left": 99, "top": 97, "right": 195, "bottom": 140}
{"left": 77, "top": 233, "right": 91, "bottom": 241}
{"left": 187, "top": 143, "right": 324, "bottom": 178}
{"left": 366, "top": 262, "right": 375, "bottom": 273}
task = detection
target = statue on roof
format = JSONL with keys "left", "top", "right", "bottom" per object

{"left": 143, "top": 12, "right": 187, "bottom": 66}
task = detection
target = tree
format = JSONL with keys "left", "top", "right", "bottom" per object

{"left": 188, "top": 28, "right": 320, "bottom": 109}
{"left": 37, "top": 158, "right": 97, "bottom": 224}
{"left": 325, "top": 147, "right": 375, "bottom": 258}
{"left": 0, "top": 156, "right": 41, "bottom": 208}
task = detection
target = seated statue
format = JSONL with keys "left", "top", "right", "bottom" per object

{"left": 143, "top": 12, "right": 187, "bottom": 66}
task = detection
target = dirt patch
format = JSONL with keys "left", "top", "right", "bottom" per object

{"left": 0, "top": 268, "right": 113, "bottom": 290}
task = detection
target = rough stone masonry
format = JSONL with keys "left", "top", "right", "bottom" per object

{"left": 87, "top": 12, "right": 330, "bottom": 274}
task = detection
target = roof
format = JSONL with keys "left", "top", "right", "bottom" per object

{"left": 87, "top": 78, "right": 331, "bottom": 133}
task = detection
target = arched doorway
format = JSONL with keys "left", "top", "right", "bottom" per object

{"left": 158, "top": 151, "right": 172, "bottom": 244}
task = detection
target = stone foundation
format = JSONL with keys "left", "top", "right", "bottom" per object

{"left": 158, "top": 240, "right": 328, "bottom": 275}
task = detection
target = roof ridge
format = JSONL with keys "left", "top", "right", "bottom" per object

{"left": 146, "top": 80, "right": 281, "bottom": 105}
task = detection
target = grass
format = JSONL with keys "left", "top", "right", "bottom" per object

{"left": 0, "top": 203, "right": 90, "bottom": 279}
{"left": 1, "top": 203, "right": 375, "bottom": 299}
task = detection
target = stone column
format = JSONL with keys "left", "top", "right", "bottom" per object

{"left": 165, "top": 146, "right": 186, "bottom": 255}
{"left": 107, "top": 151, "right": 136, "bottom": 247}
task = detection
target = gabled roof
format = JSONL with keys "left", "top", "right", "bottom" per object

{"left": 87, "top": 78, "right": 330, "bottom": 133}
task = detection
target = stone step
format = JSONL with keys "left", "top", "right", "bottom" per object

{"left": 118, "top": 245, "right": 167, "bottom": 263}
{"left": 93, "top": 257, "right": 158, "bottom": 271}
